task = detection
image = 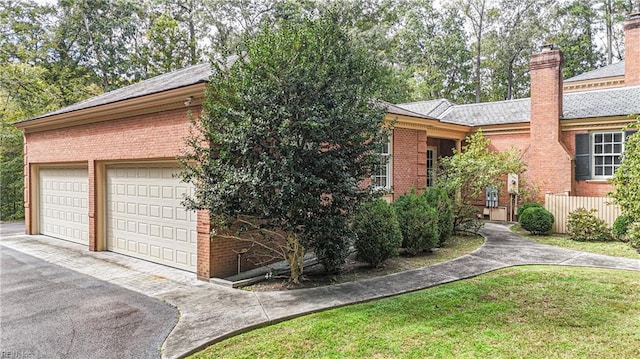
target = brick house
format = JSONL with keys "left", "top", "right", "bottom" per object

{"left": 14, "top": 13, "right": 640, "bottom": 280}
{"left": 395, "top": 12, "right": 640, "bottom": 202}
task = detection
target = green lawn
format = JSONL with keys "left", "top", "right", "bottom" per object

{"left": 190, "top": 266, "right": 640, "bottom": 359}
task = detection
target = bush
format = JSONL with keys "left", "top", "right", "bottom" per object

{"left": 567, "top": 208, "right": 613, "bottom": 242}
{"left": 628, "top": 222, "right": 640, "bottom": 251}
{"left": 520, "top": 207, "right": 554, "bottom": 235}
{"left": 353, "top": 199, "right": 402, "bottom": 267}
{"left": 310, "top": 215, "right": 353, "bottom": 273}
{"left": 517, "top": 202, "right": 543, "bottom": 218}
{"left": 423, "top": 187, "right": 455, "bottom": 245}
{"left": 393, "top": 191, "right": 439, "bottom": 255}
{"left": 612, "top": 215, "right": 633, "bottom": 242}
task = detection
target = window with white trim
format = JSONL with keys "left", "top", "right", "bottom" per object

{"left": 575, "top": 130, "right": 636, "bottom": 180}
{"left": 372, "top": 139, "right": 391, "bottom": 189}
{"left": 593, "top": 132, "right": 623, "bottom": 178}
{"left": 426, "top": 147, "right": 437, "bottom": 187}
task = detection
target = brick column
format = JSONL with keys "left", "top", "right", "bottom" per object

{"left": 87, "top": 160, "right": 97, "bottom": 251}
{"left": 625, "top": 13, "right": 640, "bottom": 86}
{"left": 392, "top": 128, "right": 427, "bottom": 198}
{"left": 196, "top": 209, "right": 211, "bottom": 280}
{"left": 529, "top": 46, "right": 573, "bottom": 197}
{"left": 416, "top": 130, "right": 427, "bottom": 188}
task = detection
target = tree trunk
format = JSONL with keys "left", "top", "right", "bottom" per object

{"left": 475, "top": 36, "right": 482, "bottom": 103}
{"left": 285, "top": 232, "right": 305, "bottom": 284}
{"left": 605, "top": 0, "right": 613, "bottom": 65}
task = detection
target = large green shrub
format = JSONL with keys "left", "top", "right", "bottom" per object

{"left": 567, "top": 208, "right": 613, "bottom": 242}
{"left": 517, "top": 202, "right": 543, "bottom": 218}
{"left": 310, "top": 215, "right": 353, "bottom": 274}
{"left": 423, "top": 187, "right": 455, "bottom": 245}
{"left": 353, "top": 199, "right": 402, "bottom": 268}
{"left": 612, "top": 215, "right": 633, "bottom": 242}
{"left": 393, "top": 191, "right": 439, "bottom": 255}
{"left": 519, "top": 207, "right": 554, "bottom": 235}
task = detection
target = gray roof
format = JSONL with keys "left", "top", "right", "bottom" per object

{"left": 17, "top": 62, "right": 215, "bottom": 123}
{"left": 384, "top": 101, "right": 439, "bottom": 120}
{"left": 564, "top": 61, "right": 625, "bottom": 83}
{"left": 563, "top": 85, "right": 640, "bottom": 119}
{"left": 16, "top": 53, "right": 638, "bottom": 128}
{"left": 399, "top": 85, "right": 640, "bottom": 126}
{"left": 438, "top": 98, "right": 531, "bottom": 126}
{"left": 397, "top": 99, "right": 456, "bottom": 118}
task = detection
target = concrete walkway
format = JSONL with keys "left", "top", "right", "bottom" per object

{"left": 1, "top": 221, "right": 640, "bottom": 359}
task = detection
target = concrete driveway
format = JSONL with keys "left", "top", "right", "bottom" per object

{"left": 0, "top": 242, "right": 178, "bottom": 359}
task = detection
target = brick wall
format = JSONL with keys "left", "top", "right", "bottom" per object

{"left": 528, "top": 49, "right": 574, "bottom": 199}
{"left": 23, "top": 106, "right": 269, "bottom": 279}
{"left": 483, "top": 132, "right": 532, "bottom": 205}
{"left": 392, "top": 128, "right": 426, "bottom": 199}
{"left": 25, "top": 107, "right": 200, "bottom": 162}
{"left": 625, "top": 13, "right": 640, "bottom": 86}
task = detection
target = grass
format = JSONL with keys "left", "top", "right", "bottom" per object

{"left": 245, "top": 234, "right": 484, "bottom": 291}
{"left": 512, "top": 224, "right": 640, "bottom": 259}
{"left": 190, "top": 266, "right": 640, "bottom": 359}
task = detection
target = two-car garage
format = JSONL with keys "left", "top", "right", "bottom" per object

{"left": 37, "top": 165, "right": 197, "bottom": 272}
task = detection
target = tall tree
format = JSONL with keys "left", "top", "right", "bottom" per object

{"left": 460, "top": 0, "right": 498, "bottom": 103}
{"left": 395, "top": 2, "right": 474, "bottom": 102}
{"left": 483, "top": 0, "right": 553, "bottom": 100}
{"left": 57, "top": 0, "right": 145, "bottom": 90}
{"left": 137, "top": 12, "right": 192, "bottom": 77}
{"left": 179, "top": 15, "right": 395, "bottom": 283}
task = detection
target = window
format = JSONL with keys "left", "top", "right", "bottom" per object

{"left": 372, "top": 139, "right": 391, "bottom": 189}
{"left": 426, "top": 147, "right": 437, "bottom": 187}
{"left": 575, "top": 130, "right": 636, "bottom": 180}
{"left": 593, "top": 132, "right": 623, "bottom": 177}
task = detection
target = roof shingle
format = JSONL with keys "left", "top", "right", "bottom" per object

{"left": 17, "top": 62, "right": 216, "bottom": 123}
{"left": 564, "top": 61, "right": 625, "bottom": 83}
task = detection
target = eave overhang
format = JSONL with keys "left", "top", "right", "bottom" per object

{"left": 385, "top": 113, "right": 471, "bottom": 140}
{"left": 14, "top": 83, "right": 207, "bottom": 133}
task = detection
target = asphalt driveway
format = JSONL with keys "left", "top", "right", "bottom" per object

{"left": 0, "top": 245, "right": 178, "bottom": 359}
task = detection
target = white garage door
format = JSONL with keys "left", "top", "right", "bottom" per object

{"left": 106, "top": 166, "right": 197, "bottom": 272}
{"left": 39, "top": 167, "right": 89, "bottom": 245}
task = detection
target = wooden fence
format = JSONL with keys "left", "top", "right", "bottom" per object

{"left": 544, "top": 194, "right": 621, "bottom": 234}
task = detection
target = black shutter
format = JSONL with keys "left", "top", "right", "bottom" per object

{"left": 575, "top": 133, "right": 590, "bottom": 181}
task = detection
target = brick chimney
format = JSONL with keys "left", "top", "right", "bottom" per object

{"left": 528, "top": 45, "right": 573, "bottom": 196}
{"left": 625, "top": 13, "right": 640, "bottom": 86}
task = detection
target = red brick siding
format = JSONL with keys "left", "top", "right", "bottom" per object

{"left": 528, "top": 50, "right": 573, "bottom": 199}
{"left": 24, "top": 106, "right": 287, "bottom": 279}
{"left": 25, "top": 108, "right": 200, "bottom": 162}
{"left": 196, "top": 210, "right": 212, "bottom": 280}
{"left": 392, "top": 128, "right": 426, "bottom": 199}
{"left": 625, "top": 15, "right": 640, "bottom": 86}
{"left": 482, "top": 132, "right": 530, "bottom": 205}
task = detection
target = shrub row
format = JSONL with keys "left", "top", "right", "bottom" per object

{"left": 352, "top": 188, "right": 455, "bottom": 268}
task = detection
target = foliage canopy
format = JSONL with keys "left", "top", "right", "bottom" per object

{"left": 611, "top": 117, "right": 640, "bottom": 221}
{"left": 179, "top": 15, "right": 393, "bottom": 282}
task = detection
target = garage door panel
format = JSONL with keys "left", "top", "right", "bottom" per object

{"left": 106, "top": 166, "right": 197, "bottom": 272}
{"left": 39, "top": 168, "right": 89, "bottom": 245}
